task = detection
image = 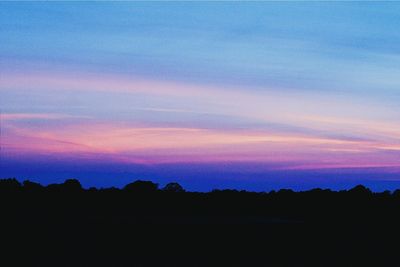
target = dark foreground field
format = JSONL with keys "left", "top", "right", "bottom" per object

{"left": 2, "top": 178, "right": 400, "bottom": 267}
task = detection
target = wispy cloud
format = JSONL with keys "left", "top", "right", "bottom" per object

{"left": 2, "top": 113, "right": 90, "bottom": 121}
{"left": 3, "top": 117, "right": 400, "bottom": 171}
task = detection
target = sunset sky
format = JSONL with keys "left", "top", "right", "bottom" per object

{"left": 1, "top": 2, "right": 400, "bottom": 191}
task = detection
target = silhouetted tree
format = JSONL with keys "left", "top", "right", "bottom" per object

{"left": 23, "top": 180, "right": 43, "bottom": 191}
{"left": 45, "top": 179, "right": 82, "bottom": 192}
{"left": 378, "top": 190, "right": 391, "bottom": 198}
{"left": 1, "top": 176, "right": 400, "bottom": 267}
{"left": 348, "top": 184, "right": 372, "bottom": 196}
{"left": 62, "top": 179, "right": 83, "bottom": 192}
{"left": 88, "top": 187, "right": 98, "bottom": 192}
{"left": 393, "top": 189, "right": 400, "bottom": 198}
{"left": 123, "top": 180, "right": 158, "bottom": 193}
{"left": 163, "top": 182, "right": 185, "bottom": 192}
{"left": 0, "top": 178, "right": 21, "bottom": 192}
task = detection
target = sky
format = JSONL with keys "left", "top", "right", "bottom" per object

{"left": 1, "top": 2, "right": 400, "bottom": 191}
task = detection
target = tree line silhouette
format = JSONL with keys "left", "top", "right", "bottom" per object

{"left": 1, "top": 177, "right": 400, "bottom": 267}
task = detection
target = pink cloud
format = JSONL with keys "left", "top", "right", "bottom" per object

{"left": 2, "top": 70, "right": 399, "bottom": 172}
{"left": 3, "top": 118, "right": 400, "bottom": 170}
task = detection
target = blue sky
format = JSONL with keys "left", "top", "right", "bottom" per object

{"left": 1, "top": 2, "right": 400, "bottom": 191}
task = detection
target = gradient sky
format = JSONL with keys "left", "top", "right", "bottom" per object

{"left": 1, "top": 2, "right": 400, "bottom": 191}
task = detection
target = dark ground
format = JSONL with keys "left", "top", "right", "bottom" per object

{"left": 1, "top": 178, "right": 400, "bottom": 267}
